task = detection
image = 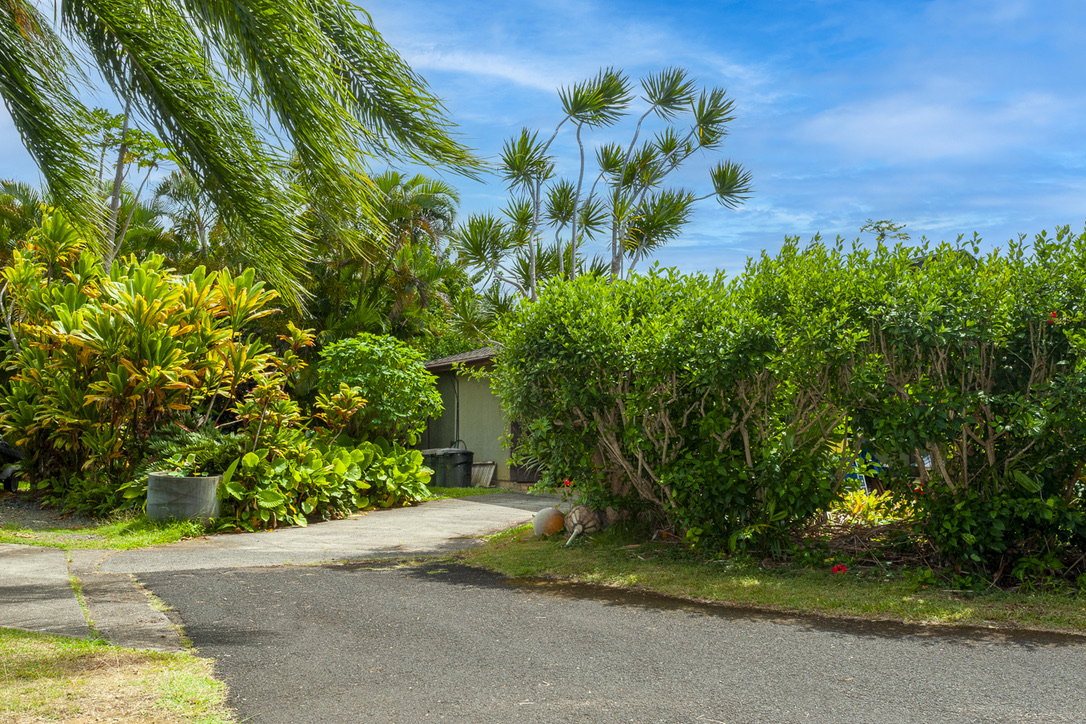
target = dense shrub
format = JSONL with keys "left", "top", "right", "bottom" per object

{"left": 122, "top": 403, "right": 430, "bottom": 532}
{"left": 216, "top": 437, "right": 429, "bottom": 531}
{"left": 212, "top": 342, "right": 430, "bottom": 531}
{"left": 842, "top": 232, "right": 1086, "bottom": 580}
{"left": 317, "top": 333, "right": 442, "bottom": 444}
{"left": 0, "top": 211, "right": 432, "bottom": 525}
{"left": 0, "top": 210, "right": 279, "bottom": 514}
{"left": 126, "top": 324, "right": 430, "bottom": 531}
{"left": 494, "top": 263, "right": 851, "bottom": 554}
{"left": 495, "top": 230, "right": 1086, "bottom": 578}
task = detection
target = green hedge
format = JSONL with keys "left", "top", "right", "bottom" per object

{"left": 494, "top": 261, "right": 849, "bottom": 554}
{"left": 843, "top": 231, "right": 1086, "bottom": 578}
{"left": 495, "top": 229, "right": 1086, "bottom": 575}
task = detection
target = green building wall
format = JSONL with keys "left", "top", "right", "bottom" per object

{"left": 421, "top": 370, "right": 513, "bottom": 486}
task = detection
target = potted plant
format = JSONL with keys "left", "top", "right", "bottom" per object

{"left": 146, "top": 452, "right": 225, "bottom": 524}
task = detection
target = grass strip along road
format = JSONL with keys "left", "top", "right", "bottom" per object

{"left": 462, "top": 523, "right": 1086, "bottom": 633}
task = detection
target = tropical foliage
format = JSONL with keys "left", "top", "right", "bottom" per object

{"left": 218, "top": 439, "right": 430, "bottom": 531}
{"left": 454, "top": 66, "right": 752, "bottom": 301}
{"left": 0, "top": 208, "right": 282, "bottom": 512}
{"left": 317, "top": 333, "right": 443, "bottom": 445}
{"left": 301, "top": 171, "right": 475, "bottom": 342}
{"left": 0, "top": 180, "right": 45, "bottom": 262}
{"left": 0, "top": 211, "right": 432, "bottom": 524}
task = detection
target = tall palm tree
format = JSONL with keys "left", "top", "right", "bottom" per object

{"left": 298, "top": 169, "right": 489, "bottom": 347}
{"left": 154, "top": 169, "right": 218, "bottom": 261}
{"left": 359, "top": 171, "right": 459, "bottom": 306}
{"left": 0, "top": 0, "right": 480, "bottom": 304}
{"left": 0, "top": 179, "right": 47, "bottom": 263}
{"left": 373, "top": 171, "right": 460, "bottom": 250}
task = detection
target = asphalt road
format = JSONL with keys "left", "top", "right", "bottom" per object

{"left": 142, "top": 562, "right": 1086, "bottom": 724}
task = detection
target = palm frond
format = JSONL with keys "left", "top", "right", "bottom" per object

{"left": 311, "top": 1, "right": 482, "bottom": 176}
{"left": 709, "top": 160, "right": 754, "bottom": 209}
{"left": 0, "top": 0, "right": 97, "bottom": 221}
{"left": 62, "top": 0, "right": 311, "bottom": 303}
{"left": 641, "top": 67, "right": 697, "bottom": 119}
{"left": 501, "top": 129, "right": 553, "bottom": 190}
{"left": 175, "top": 0, "right": 385, "bottom": 235}
{"left": 5, "top": 0, "right": 482, "bottom": 308}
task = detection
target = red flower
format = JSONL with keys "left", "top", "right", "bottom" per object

{"left": 914, "top": 485, "right": 925, "bottom": 495}
{"left": 831, "top": 564, "right": 848, "bottom": 574}
{"left": 1048, "top": 312, "right": 1058, "bottom": 324}
{"left": 563, "top": 478, "right": 573, "bottom": 487}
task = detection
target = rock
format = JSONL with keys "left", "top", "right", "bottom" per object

{"left": 532, "top": 506, "right": 565, "bottom": 537}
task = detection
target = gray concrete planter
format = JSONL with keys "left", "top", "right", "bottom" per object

{"left": 147, "top": 472, "right": 221, "bottom": 524}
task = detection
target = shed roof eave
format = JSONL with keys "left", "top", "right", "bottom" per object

{"left": 424, "top": 346, "right": 496, "bottom": 372}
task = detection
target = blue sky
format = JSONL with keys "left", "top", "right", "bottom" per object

{"left": 2, "top": 0, "right": 1084, "bottom": 276}
{"left": 363, "top": 0, "right": 1086, "bottom": 274}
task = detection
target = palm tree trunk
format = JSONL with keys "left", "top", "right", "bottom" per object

{"left": 556, "top": 227, "right": 564, "bottom": 277}
{"left": 570, "top": 122, "right": 585, "bottom": 281}
{"left": 104, "top": 97, "right": 132, "bottom": 273}
{"left": 529, "top": 178, "right": 541, "bottom": 301}
{"left": 113, "top": 162, "right": 156, "bottom": 263}
{"left": 610, "top": 218, "right": 622, "bottom": 279}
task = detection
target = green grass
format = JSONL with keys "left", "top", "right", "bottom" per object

{"left": 0, "top": 512, "right": 208, "bottom": 550}
{"left": 0, "top": 627, "right": 233, "bottom": 723}
{"left": 424, "top": 485, "right": 510, "bottom": 500}
{"left": 67, "top": 559, "right": 99, "bottom": 636}
{"left": 0, "top": 489, "right": 508, "bottom": 550}
{"left": 0, "top": 486, "right": 510, "bottom": 550}
{"left": 461, "top": 523, "right": 1086, "bottom": 634}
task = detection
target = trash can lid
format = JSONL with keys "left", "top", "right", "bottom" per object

{"left": 420, "top": 448, "right": 464, "bottom": 455}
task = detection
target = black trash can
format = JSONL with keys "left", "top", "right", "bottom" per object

{"left": 421, "top": 448, "right": 474, "bottom": 488}
{"left": 445, "top": 450, "right": 474, "bottom": 488}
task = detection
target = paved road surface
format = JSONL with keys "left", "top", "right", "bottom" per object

{"left": 1, "top": 493, "right": 556, "bottom": 649}
{"left": 143, "top": 562, "right": 1086, "bottom": 724}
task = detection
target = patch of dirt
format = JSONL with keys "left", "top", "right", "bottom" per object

{"left": 6, "top": 666, "right": 182, "bottom": 723}
{"left": 820, "top": 519, "right": 932, "bottom": 564}
{"left": 3, "top": 646, "right": 203, "bottom": 723}
{"left": 4, "top": 645, "right": 152, "bottom": 678}
{"left": 0, "top": 491, "right": 98, "bottom": 531}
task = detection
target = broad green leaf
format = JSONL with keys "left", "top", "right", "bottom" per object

{"left": 256, "top": 488, "right": 286, "bottom": 508}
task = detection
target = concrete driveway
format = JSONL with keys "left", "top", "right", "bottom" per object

{"left": 0, "top": 492, "right": 556, "bottom": 649}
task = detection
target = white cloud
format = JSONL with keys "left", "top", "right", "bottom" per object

{"left": 699, "top": 53, "right": 781, "bottom": 106}
{"left": 801, "top": 89, "right": 1067, "bottom": 163}
{"left": 402, "top": 49, "right": 578, "bottom": 93}
{"left": 375, "top": 1, "right": 770, "bottom": 102}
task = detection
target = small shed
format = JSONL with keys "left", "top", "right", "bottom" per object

{"left": 420, "top": 347, "right": 538, "bottom": 489}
